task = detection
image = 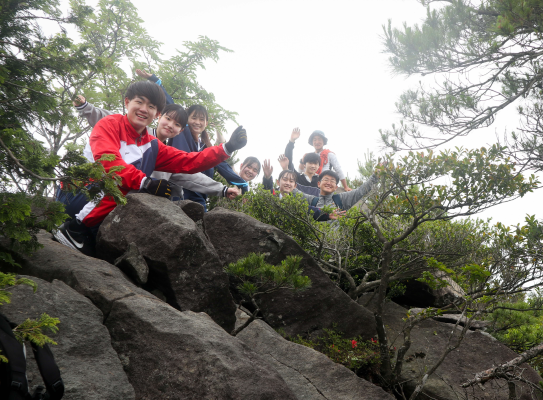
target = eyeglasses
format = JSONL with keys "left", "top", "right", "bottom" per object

{"left": 320, "top": 178, "right": 337, "bottom": 184}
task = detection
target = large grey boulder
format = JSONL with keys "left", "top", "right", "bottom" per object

{"left": 360, "top": 296, "right": 543, "bottom": 400}
{"left": 97, "top": 194, "right": 236, "bottom": 332}
{"left": 236, "top": 312, "right": 395, "bottom": 400}
{"left": 204, "top": 207, "right": 376, "bottom": 339}
{"left": 0, "top": 231, "right": 155, "bottom": 316}
{"left": 1, "top": 277, "right": 135, "bottom": 400}
{"left": 105, "top": 294, "right": 297, "bottom": 400}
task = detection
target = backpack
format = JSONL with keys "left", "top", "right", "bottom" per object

{"left": 0, "top": 313, "right": 64, "bottom": 400}
{"left": 311, "top": 194, "right": 343, "bottom": 210}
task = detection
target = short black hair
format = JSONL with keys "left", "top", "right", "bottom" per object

{"left": 162, "top": 104, "right": 188, "bottom": 127}
{"left": 303, "top": 153, "right": 321, "bottom": 165}
{"left": 186, "top": 104, "right": 208, "bottom": 122}
{"left": 278, "top": 170, "right": 297, "bottom": 182}
{"left": 125, "top": 81, "right": 166, "bottom": 113}
{"left": 318, "top": 170, "right": 340, "bottom": 184}
{"left": 242, "top": 157, "right": 261, "bottom": 175}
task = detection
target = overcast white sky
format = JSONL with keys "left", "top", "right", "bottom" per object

{"left": 95, "top": 0, "right": 541, "bottom": 227}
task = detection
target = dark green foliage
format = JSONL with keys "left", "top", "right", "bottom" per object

{"left": 225, "top": 253, "right": 311, "bottom": 297}
{"left": 486, "top": 294, "right": 543, "bottom": 373}
{"left": 225, "top": 253, "right": 311, "bottom": 336}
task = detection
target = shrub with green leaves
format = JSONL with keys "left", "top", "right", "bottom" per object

{"left": 486, "top": 294, "right": 543, "bottom": 374}
{"left": 281, "top": 327, "right": 381, "bottom": 382}
{"left": 225, "top": 253, "right": 311, "bottom": 336}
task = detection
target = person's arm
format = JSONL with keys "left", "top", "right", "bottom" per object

{"left": 262, "top": 159, "right": 274, "bottom": 193}
{"left": 285, "top": 128, "right": 300, "bottom": 171}
{"left": 339, "top": 175, "right": 379, "bottom": 210}
{"left": 327, "top": 152, "right": 351, "bottom": 191}
{"left": 155, "top": 125, "right": 246, "bottom": 175}
{"left": 263, "top": 176, "right": 274, "bottom": 193}
{"left": 74, "top": 95, "right": 113, "bottom": 128}
{"left": 168, "top": 172, "right": 236, "bottom": 198}
{"left": 136, "top": 69, "right": 174, "bottom": 105}
{"left": 292, "top": 188, "right": 314, "bottom": 204}
{"left": 216, "top": 161, "right": 248, "bottom": 193}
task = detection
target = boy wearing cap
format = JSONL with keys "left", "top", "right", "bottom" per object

{"left": 296, "top": 128, "right": 351, "bottom": 191}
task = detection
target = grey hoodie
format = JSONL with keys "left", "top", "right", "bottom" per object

{"left": 76, "top": 102, "right": 228, "bottom": 198}
{"left": 293, "top": 175, "right": 379, "bottom": 210}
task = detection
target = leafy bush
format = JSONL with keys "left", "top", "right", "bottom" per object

{"left": 280, "top": 326, "right": 381, "bottom": 382}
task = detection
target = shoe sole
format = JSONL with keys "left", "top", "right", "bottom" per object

{"left": 52, "top": 229, "right": 78, "bottom": 251}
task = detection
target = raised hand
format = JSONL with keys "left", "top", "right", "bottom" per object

{"left": 263, "top": 159, "right": 273, "bottom": 179}
{"left": 290, "top": 127, "right": 300, "bottom": 142}
{"left": 278, "top": 154, "right": 289, "bottom": 170}
{"left": 225, "top": 126, "right": 247, "bottom": 153}
{"left": 73, "top": 95, "right": 86, "bottom": 107}
{"left": 136, "top": 69, "right": 153, "bottom": 79}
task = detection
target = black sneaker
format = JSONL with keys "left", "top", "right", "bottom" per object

{"left": 53, "top": 220, "right": 96, "bottom": 257}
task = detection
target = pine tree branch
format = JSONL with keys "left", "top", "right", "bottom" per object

{"left": 0, "top": 136, "right": 66, "bottom": 182}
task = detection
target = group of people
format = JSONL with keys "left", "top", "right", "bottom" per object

{"left": 53, "top": 70, "right": 377, "bottom": 256}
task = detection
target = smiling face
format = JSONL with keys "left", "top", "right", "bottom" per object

{"left": 312, "top": 135, "right": 325, "bottom": 152}
{"left": 318, "top": 175, "right": 338, "bottom": 196}
{"left": 239, "top": 162, "right": 259, "bottom": 182}
{"left": 187, "top": 111, "right": 208, "bottom": 137}
{"left": 156, "top": 113, "right": 183, "bottom": 142}
{"left": 305, "top": 161, "right": 319, "bottom": 176}
{"left": 124, "top": 96, "right": 159, "bottom": 134}
{"left": 278, "top": 173, "right": 297, "bottom": 195}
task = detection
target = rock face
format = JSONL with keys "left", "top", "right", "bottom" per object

{"left": 361, "top": 296, "right": 543, "bottom": 400}
{"left": 96, "top": 194, "right": 236, "bottom": 332}
{"left": 105, "top": 294, "right": 297, "bottom": 400}
{"left": 236, "top": 312, "right": 395, "bottom": 400}
{"left": 175, "top": 199, "right": 205, "bottom": 224}
{"left": 204, "top": 207, "right": 376, "bottom": 339}
{"left": 1, "top": 277, "right": 135, "bottom": 400}
{"left": 0, "top": 231, "right": 155, "bottom": 316}
{"left": 114, "top": 242, "right": 149, "bottom": 285}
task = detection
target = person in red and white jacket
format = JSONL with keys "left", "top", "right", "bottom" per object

{"left": 54, "top": 80, "right": 247, "bottom": 256}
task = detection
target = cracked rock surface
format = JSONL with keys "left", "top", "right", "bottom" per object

{"left": 97, "top": 194, "right": 236, "bottom": 332}
{"left": 105, "top": 295, "right": 297, "bottom": 400}
{"left": 205, "top": 207, "right": 376, "bottom": 339}
{"left": 236, "top": 311, "right": 394, "bottom": 400}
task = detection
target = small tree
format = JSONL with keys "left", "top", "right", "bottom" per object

{"left": 225, "top": 253, "right": 311, "bottom": 336}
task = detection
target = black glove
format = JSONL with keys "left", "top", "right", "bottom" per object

{"left": 224, "top": 125, "right": 247, "bottom": 153}
{"left": 140, "top": 178, "right": 172, "bottom": 198}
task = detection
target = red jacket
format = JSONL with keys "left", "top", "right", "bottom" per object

{"left": 88, "top": 114, "right": 230, "bottom": 195}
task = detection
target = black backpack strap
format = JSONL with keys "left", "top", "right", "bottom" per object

{"left": 310, "top": 197, "right": 319, "bottom": 207}
{"left": 0, "top": 313, "right": 29, "bottom": 400}
{"left": 332, "top": 194, "right": 343, "bottom": 210}
{"left": 31, "top": 343, "right": 64, "bottom": 400}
